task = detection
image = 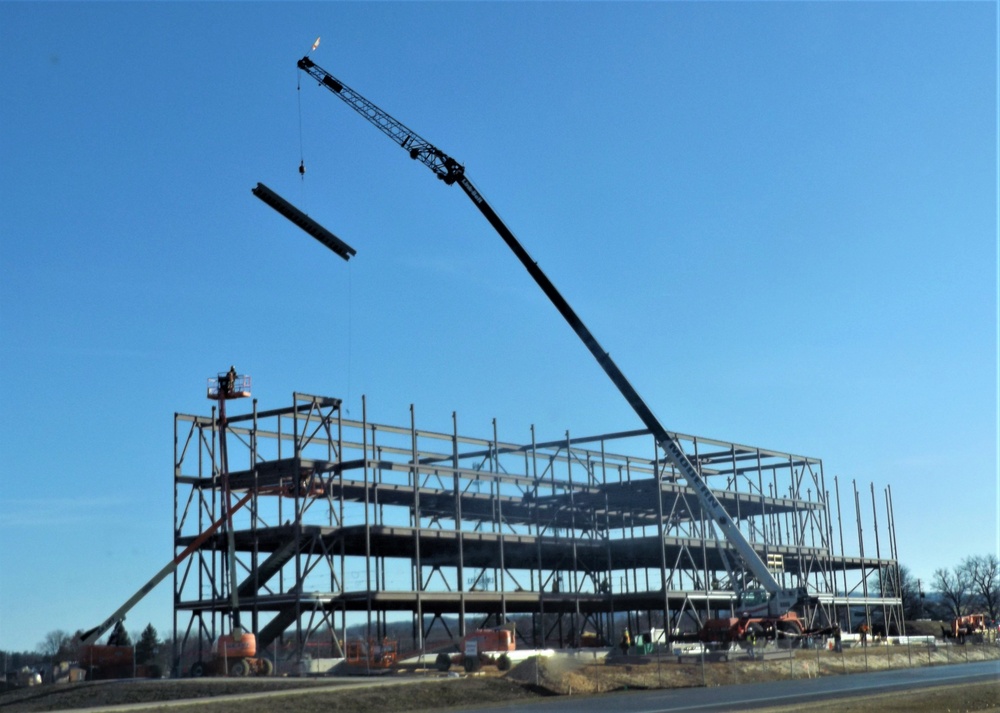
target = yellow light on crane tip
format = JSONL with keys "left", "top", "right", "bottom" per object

{"left": 311, "top": 37, "right": 321, "bottom": 52}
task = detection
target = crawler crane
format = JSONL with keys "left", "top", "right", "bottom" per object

{"left": 297, "top": 55, "right": 818, "bottom": 642}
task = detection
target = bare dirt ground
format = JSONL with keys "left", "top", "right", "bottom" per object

{"left": 2, "top": 643, "right": 997, "bottom": 713}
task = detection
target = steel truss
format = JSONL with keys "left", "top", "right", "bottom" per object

{"left": 173, "top": 392, "right": 902, "bottom": 670}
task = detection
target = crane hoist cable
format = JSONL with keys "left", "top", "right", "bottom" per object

{"left": 297, "top": 37, "right": 321, "bottom": 180}
{"left": 297, "top": 70, "right": 306, "bottom": 180}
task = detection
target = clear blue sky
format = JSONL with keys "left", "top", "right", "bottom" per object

{"left": 1, "top": 2, "right": 995, "bottom": 653}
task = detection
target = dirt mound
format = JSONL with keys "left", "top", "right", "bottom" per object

{"left": 507, "top": 655, "right": 701, "bottom": 695}
{"left": 505, "top": 656, "right": 561, "bottom": 693}
{"left": 904, "top": 620, "right": 949, "bottom": 638}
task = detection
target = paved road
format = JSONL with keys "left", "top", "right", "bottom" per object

{"left": 456, "top": 660, "right": 1000, "bottom": 713}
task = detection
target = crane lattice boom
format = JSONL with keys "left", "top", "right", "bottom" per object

{"left": 298, "top": 56, "right": 464, "bottom": 185}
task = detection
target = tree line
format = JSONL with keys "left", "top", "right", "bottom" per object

{"left": 2, "top": 623, "right": 166, "bottom": 676}
{"left": 885, "top": 554, "right": 999, "bottom": 622}
{"left": 930, "top": 553, "right": 999, "bottom": 621}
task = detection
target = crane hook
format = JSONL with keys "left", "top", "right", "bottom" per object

{"left": 299, "top": 160, "right": 306, "bottom": 177}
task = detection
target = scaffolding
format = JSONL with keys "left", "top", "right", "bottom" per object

{"left": 173, "top": 392, "right": 903, "bottom": 670}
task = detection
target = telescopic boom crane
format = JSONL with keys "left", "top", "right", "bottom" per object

{"left": 298, "top": 55, "right": 811, "bottom": 617}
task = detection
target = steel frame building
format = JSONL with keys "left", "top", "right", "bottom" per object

{"left": 172, "top": 391, "right": 903, "bottom": 668}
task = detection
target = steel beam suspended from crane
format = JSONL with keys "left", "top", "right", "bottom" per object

{"left": 252, "top": 182, "right": 356, "bottom": 261}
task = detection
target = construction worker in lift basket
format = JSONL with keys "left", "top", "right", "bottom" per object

{"left": 226, "top": 365, "right": 237, "bottom": 394}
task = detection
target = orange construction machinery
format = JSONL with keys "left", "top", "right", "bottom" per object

{"left": 70, "top": 369, "right": 294, "bottom": 679}
{"left": 952, "top": 614, "right": 988, "bottom": 640}
{"left": 343, "top": 638, "right": 399, "bottom": 673}
{"left": 188, "top": 370, "right": 272, "bottom": 678}
{"left": 188, "top": 631, "right": 273, "bottom": 677}
{"left": 72, "top": 491, "right": 253, "bottom": 679}
{"left": 698, "top": 611, "right": 804, "bottom": 648}
{"left": 435, "top": 628, "right": 516, "bottom": 673}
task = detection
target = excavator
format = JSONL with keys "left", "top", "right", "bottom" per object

{"left": 297, "top": 54, "right": 820, "bottom": 646}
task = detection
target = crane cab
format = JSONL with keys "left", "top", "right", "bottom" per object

{"left": 735, "top": 589, "right": 771, "bottom": 617}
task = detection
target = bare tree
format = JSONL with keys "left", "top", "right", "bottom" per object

{"left": 962, "top": 554, "right": 1000, "bottom": 621}
{"left": 933, "top": 566, "right": 975, "bottom": 618}
{"left": 878, "top": 564, "right": 924, "bottom": 620}
{"left": 37, "top": 630, "right": 74, "bottom": 660}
